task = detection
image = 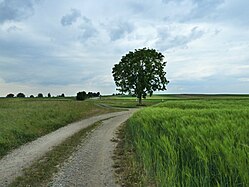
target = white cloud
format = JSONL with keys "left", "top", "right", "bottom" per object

{"left": 61, "top": 9, "right": 81, "bottom": 26}
{"left": 108, "top": 21, "right": 134, "bottom": 41}
{"left": 156, "top": 24, "right": 204, "bottom": 51}
{"left": 0, "top": 0, "right": 38, "bottom": 23}
{"left": 78, "top": 17, "right": 98, "bottom": 41}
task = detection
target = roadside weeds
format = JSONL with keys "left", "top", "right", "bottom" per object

{"left": 113, "top": 123, "right": 145, "bottom": 187}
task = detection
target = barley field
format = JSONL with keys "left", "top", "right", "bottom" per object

{"left": 125, "top": 98, "right": 249, "bottom": 186}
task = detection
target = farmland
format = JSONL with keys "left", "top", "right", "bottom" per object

{"left": 122, "top": 97, "right": 249, "bottom": 186}
{"left": 0, "top": 98, "right": 118, "bottom": 158}
{"left": 96, "top": 94, "right": 182, "bottom": 108}
{"left": 1, "top": 95, "right": 249, "bottom": 186}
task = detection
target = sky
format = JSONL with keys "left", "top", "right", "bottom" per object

{"left": 0, "top": 0, "right": 249, "bottom": 97}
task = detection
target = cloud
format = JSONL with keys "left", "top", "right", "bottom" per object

{"left": 0, "top": 0, "right": 37, "bottom": 23}
{"left": 109, "top": 21, "right": 134, "bottom": 41}
{"left": 156, "top": 26, "right": 204, "bottom": 51}
{"left": 162, "top": 0, "right": 225, "bottom": 22}
{"left": 6, "top": 25, "right": 21, "bottom": 32}
{"left": 61, "top": 9, "right": 81, "bottom": 26}
{"left": 215, "top": 0, "right": 249, "bottom": 27}
{"left": 239, "top": 78, "right": 249, "bottom": 82}
{"left": 162, "top": 0, "right": 249, "bottom": 27}
{"left": 0, "top": 0, "right": 249, "bottom": 95}
{"left": 190, "top": 0, "right": 225, "bottom": 18}
{"left": 78, "top": 17, "right": 98, "bottom": 41}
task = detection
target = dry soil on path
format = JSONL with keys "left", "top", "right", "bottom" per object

{"left": 50, "top": 110, "right": 135, "bottom": 187}
{"left": 0, "top": 110, "right": 135, "bottom": 187}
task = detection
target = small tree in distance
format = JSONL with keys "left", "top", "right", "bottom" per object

{"left": 48, "top": 93, "right": 51, "bottom": 98}
{"left": 37, "top": 93, "right": 43, "bottom": 98}
{"left": 6, "top": 93, "right": 14, "bottom": 98}
{"left": 76, "top": 91, "right": 87, "bottom": 100}
{"left": 112, "top": 48, "right": 169, "bottom": 105}
{"left": 76, "top": 91, "right": 100, "bottom": 100}
{"left": 17, "top": 93, "right": 25, "bottom": 98}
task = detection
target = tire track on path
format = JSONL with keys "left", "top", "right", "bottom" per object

{"left": 50, "top": 110, "right": 136, "bottom": 187}
{"left": 0, "top": 111, "right": 132, "bottom": 187}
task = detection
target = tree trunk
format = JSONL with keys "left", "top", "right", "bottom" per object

{"left": 138, "top": 95, "right": 142, "bottom": 105}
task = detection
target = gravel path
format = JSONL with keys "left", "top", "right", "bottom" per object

{"left": 50, "top": 110, "right": 135, "bottom": 187}
{"left": 0, "top": 110, "right": 132, "bottom": 187}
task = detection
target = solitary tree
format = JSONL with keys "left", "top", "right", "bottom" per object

{"left": 112, "top": 48, "right": 169, "bottom": 105}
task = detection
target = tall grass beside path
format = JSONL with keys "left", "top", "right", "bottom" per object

{"left": 0, "top": 98, "right": 117, "bottom": 158}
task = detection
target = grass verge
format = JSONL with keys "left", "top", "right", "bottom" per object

{"left": 0, "top": 99, "right": 119, "bottom": 158}
{"left": 113, "top": 123, "right": 146, "bottom": 187}
{"left": 9, "top": 121, "right": 102, "bottom": 187}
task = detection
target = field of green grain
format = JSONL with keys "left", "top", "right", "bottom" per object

{"left": 0, "top": 98, "right": 116, "bottom": 158}
{"left": 97, "top": 94, "right": 181, "bottom": 108}
{"left": 125, "top": 98, "right": 249, "bottom": 186}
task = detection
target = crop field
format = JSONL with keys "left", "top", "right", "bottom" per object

{"left": 97, "top": 94, "right": 183, "bottom": 108}
{"left": 124, "top": 97, "right": 249, "bottom": 186}
{"left": 0, "top": 98, "right": 117, "bottom": 158}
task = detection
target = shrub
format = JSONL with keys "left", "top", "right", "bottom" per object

{"left": 76, "top": 91, "right": 87, "bottom": 100}
{"left": 6, "top": 93, "right": 14, "bottom": 98}
{"left": 17, "top": 93, "right": 25, "bottom": 98}
{"left": 38, "top": 93, "right": 43, "bottom": 98}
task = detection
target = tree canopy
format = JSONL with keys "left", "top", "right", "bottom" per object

{"left": 6, "top": 93, "right": 14, "bottom": 98}
{"left": 112, "top": 48, "right": 169, "bottom": 104}
{"left": 37, "top": 93, "right": 43, "bottom": 98}
{"left": 16, "top": 93, "right": 25, "bottom": 98}
{"left": 76, "top": 91, "right": 100, "bottom": 100}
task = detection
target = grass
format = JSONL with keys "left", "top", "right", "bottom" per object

{"left": 113, "top": 124, "right": 145, "bottom": 186}
{"left": 0, "top": 98, "right": 118, "bottom": 158}
{"left": 9, "top": 121, "right": 102, "bottom": 187}
{"left": 96, "top": 95, "right": 177, "bottom": 108}
{"left": 119, "top": 97, "right": 249, "bottom": 186}
{"left": 98, "top": 94, "right": 249, "bottom": 108}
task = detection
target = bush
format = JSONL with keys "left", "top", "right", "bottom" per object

{"left": 76, "top": 91, "right": 100, "bottom": 100}
{"left": 37, "top": 93, "right": 43, "bottom": 98}
{"left": 76, "top": 91, "right": 87, "bottom": 100}
{"left": 6, "top": 93, "right": 14, "bottom": 98}
{"left": 17, "top": 93, "right": 25, "bottom": 98}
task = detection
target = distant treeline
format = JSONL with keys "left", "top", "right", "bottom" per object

{"left": 76, "top": 91, "right": 100, "bottom": 100}
{"left": 5, "top": 91, "right": 101, "bottom": 100}
{"left": 6, "top": 93, "right": 65, "bottom": 98}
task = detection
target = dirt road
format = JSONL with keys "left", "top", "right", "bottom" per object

{"left": 50, "top": 110, "right": 135, "bottom": 187}
{"left": 0, "top": 110, "right": 136, "bottom": 187}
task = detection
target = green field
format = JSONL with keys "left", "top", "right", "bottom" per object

{"left": 1, "top": 94, "right": 249, "bottom": 186}
{"left": 0, "top": 98, "right": 118, "bottom": 158}
{"left": 124, "top": 97, "right": 249, "bottom": 186}
{"left": 96, "top": 94, "right": 182, "bottom": 108}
